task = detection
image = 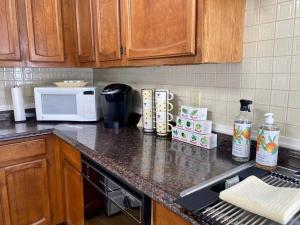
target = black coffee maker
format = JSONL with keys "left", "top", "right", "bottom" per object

{"left": 100, "top": 83, "right": 133, "bottom": 128}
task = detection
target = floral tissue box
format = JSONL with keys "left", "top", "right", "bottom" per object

{"left": 172, "top": 127, "right": 217, "bottom": 149}
{"left": 180, "top": 106, "right": 207, "bottom": 120}
{"left": 176, "top": 116, "right": 212, "bottom": 134}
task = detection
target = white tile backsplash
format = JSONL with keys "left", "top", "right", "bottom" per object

{"left": 277, "top": 1, "right": 295, "bottom": 20}
{"left": 0, "top": 68, "right": 93, "bottom": 111}
{"left": 272, "top": 74, "right": 290, "bottom": 89}
{"left": 259, "top": 22, "right": 276, "bottom": 40}
{"left": 273, "top": 56, "right": 292, "bottom": 73}
{"left": 288, "top": 91, "right": 300, "bottom": 108}
{"left": 88, "top": 0, "right": 300, "bottom": 142}
{"left": 257, "top": 40, "right": 275, "bottom": 56}
{"left": 260, "top": 5, "right": 277, "bottom": 23}
{"left": 274, "top": 38, "right": 293, "bottom": 55}
{"left": 245, "top": 9, "right": 260, "bottom": 26}
{"left": 276, "top": 19, "right": 295, "bottom": 39}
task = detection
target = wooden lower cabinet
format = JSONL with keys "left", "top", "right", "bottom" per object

{"left": 153, "top": 201, "right": 191, "bottom": 225}
{"left": 0, "top": 135, "right": 64, "bottom": 225}
{"left": 60, "top": 140, "right": 84, "bottom": 225}
{"left": 0, "top": 135, "right": 85, "bottom": 225}
{"left": 0, "top": 135, "right": 194, "bottom": 225}
{"left": 0, "top": 159, "right": 51, "bottom": 225}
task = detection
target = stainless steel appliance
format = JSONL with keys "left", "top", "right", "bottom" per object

{"left": 175, "top": 163, "right": 300, "bottom": 225}
{"left": 81, "top": 155, "right": 151, "bottom": 225}
{"left": 34, "top": 87, "right": 101, "bottom": 121}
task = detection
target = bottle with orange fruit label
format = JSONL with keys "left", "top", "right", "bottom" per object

{"left": 256, "top": 113, "right": 280, "bottom": 171}
{"left": 232, "top": 99, "right": 253, "bottom": 162}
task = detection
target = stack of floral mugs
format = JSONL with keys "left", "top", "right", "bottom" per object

{"left": 142, "top": 89, "right": 174, "bottom": 136}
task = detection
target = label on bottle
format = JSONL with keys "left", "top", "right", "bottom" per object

{"left": 256, "top": 129, "right": 280, "bottom": 167}
{"left": 232, "top": 123, "right": 251, "bottom": 158}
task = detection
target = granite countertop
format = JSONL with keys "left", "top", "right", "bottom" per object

{"left": 0, "top": 120, "right": 299, "bottom": 225}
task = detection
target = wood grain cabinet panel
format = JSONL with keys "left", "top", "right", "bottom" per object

{"left": 0, "top": 201, "right": 4, "bottom": 225}
{"left": 62, "top": 160, "right": 84, "bottom": 225}
{"left": 60, "top": 140, "right": 84, "bottom": 225}
{"left": 24, "top": 0, "right": 65, "bottom": 62}
{"left": 94, "top": 0, "right": 122, "bottom": 62}
{"left": 153, "top": 201, "right": 191, "bottom": 225}
{"left": 0, "top": 0, "right": 21, "bottom": 61}
{"left": 74, "top": 0, "right": 95, "bottom": 63}
{"left": 202, "top": 0, "right": 245, "bottom": 62}
{"left": 0, "top": 159, "right": 51, "bottom": 225}
{"left": 124, "top": 0, "right": 196, "bottom": 60}
{"left": 0, "top": 138, "right": 46, "bottom": 166}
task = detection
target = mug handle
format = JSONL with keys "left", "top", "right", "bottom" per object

{"left": 168, "top": 102, "right": 173, "bottom": 111}
{"left": 168, "top": 92, "right": 174, "bottom": 100}
{"left": 167, "top": 113, "right": 173, "bottom": 121}
{"left": 167, "top": 123, "right": 174, "bottom": 132}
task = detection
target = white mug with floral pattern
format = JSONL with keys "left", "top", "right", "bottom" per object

{"left": 155, "top": 89, "right": 174, "bottom": 136}
{"left": 142, "top": 89, "right": 156, "bottom": 132}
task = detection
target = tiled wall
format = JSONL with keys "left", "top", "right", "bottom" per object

{"left": 0, "top": 68, "right": 93, "bottom": 111}
{"left": 94, "top": 0, "right": 300, "bottom": 146}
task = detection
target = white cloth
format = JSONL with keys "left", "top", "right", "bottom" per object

{"left": 219, "top": 176, "right": 300, "bottom": 224}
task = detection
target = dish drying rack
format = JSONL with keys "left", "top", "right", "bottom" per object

{"left": 175, "top": 165, "right": 300, "bottom": 225}
{"left": 196, "top": 172, "right": 300, "bottom": 225}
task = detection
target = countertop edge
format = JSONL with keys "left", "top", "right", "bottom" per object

{"left": 0, "top": 129, "right": 54, "bottom": 142}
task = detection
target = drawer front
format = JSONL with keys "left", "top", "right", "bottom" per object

{"left": 0, "top": 139, "right": 46, "bottom": 164}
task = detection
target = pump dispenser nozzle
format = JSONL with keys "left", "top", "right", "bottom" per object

{"left": 240, "top": 99, "right": 253, "bottom": 112}
{"left": 264, "top": 113, "right": 274, "bottom": 124}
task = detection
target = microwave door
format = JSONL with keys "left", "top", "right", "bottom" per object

{"left": 42, "top": 94, "right": 77, "bottom": 115}
{"left": 39, "top": 93, "right": 80, "bottom": 121}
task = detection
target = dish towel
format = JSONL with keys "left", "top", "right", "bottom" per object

{"left": 219, "top": 176, "right": 300, "bottom": 224}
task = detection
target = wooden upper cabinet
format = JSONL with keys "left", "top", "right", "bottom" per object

{"left": 0, "top": 0, "right": 21, "bottom": 61}
{"left": 94, "top": 0, "right": 122, "bottom": 62}
{"left": 124, "top": 0, "right": 196, "bottom": 60}
{"left": 74, "top": 0, "right": 95, "bottom": 63}
{"left": 202, "top": 0, "right": 245, "bottom": 62}
{"left": 0, "top": 159, "right": 51, "bottom": 225}
{"left": 24, "top": 0, "right": 64, "bottom": 62}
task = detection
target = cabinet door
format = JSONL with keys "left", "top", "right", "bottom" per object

{"left": 61, "top": 140, "right": 84, "bottom": 225}
{"left": 0, "top": 159, "right": 51, "bottom": 225}
{"left": 0, "top": 0, "right": 21, "bottom": 61}
{"left": 63, "top": 161, "right": 84, "bottom": 225}
{"left": 74, "top": 0, "right": 95, "bottom": 63}
{"left": 24, "top": 0, "right": 64, "bottom": 62}
{"left": 94, "top": 0, "right": 122, "bottom": 61}
{"left": 153, "top": 201, "right": 191, "bottom": 225}
{"left": 124, "top": 0, "right": 196, "bottom": 60}
{"left": 0, "top": 188, "right": 5, "bottom": 225}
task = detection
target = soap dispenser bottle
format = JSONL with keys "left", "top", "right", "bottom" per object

{"left": 232, "top": 99, "right": 253, "bottom": 162}
{"left": 256, "top": 113, "right": 280, "bottom": 171}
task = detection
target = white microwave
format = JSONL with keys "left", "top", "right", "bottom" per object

{"left": 34, "top": 87, "right": 101, "bottom": 121}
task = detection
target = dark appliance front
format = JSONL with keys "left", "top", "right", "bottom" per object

{"left": 81, "top": 155, "right": 151, "bottom": 225}
{"left": 100, "top": 83, "right": 133, "bottom": 128}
